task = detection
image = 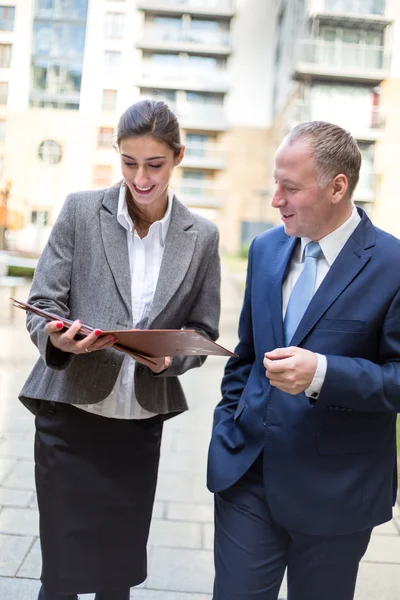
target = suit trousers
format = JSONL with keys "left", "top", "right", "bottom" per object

{"left": 213, "top": 454, "right": 372, "bottom": 600}
{"left": 38, "top": 583, "right": 130, "bottom": 599}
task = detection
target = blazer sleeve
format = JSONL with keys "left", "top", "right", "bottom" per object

{"left": 212, "top": 239, "right": 256, "bottom": 427}
{"left": 151, "top": 227, "right": 221, "bottom": 378}
{"left": 26, "top": 194, "right": 77, "bottom": 370}
{"left": 315, "top": 287, "right": 400, "bottom": 413}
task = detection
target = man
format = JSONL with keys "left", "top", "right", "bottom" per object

{"left": 207, "top": 121, "right": 400, "bottom": 600}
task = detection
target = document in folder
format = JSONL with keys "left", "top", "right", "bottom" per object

{"left": 11, "top": 299, "right": 237, "bottom": 367}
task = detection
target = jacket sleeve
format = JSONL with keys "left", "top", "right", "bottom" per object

{"left": 26, "top": 194, "right": 77, "bottom": 370}
{"left": 151, "top": 228, "right": 221, "bottom": 378}
{"left": 212, "top": 240, "right": 256, "bottom": 427}
{"left": 315, "top": 287, "right": 400, "bottom": 413}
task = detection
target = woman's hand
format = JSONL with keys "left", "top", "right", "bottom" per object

{"left": 141, "top": 356, "right": 172, "bottom": 374}
{"left": 45, "top": 320, "right": 117, "bottom": 355}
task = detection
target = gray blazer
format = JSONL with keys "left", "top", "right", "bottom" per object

{"left": 19, "top": 185, "right": 220, "bottom": 416}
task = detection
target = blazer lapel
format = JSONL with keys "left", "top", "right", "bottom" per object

{"left": 148, "top": 197, "right": 197, "bottom": 326}
{"left": 100, "top": 185, "right": 132, "bottom": 315}
{"left": 291, "top": 212, "right": 375, "bottom": 347}
{"left": 268, "top": 235, "right": 298, "bottom": 347}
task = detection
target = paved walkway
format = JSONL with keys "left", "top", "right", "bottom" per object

{"left": 1, "top": 273, "right": 400, "bottom": 599}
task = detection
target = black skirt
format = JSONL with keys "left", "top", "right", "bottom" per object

{"left": 34, "top": 400, "right": 163, "bottom": 595}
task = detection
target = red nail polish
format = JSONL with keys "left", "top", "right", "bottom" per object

{"left": 94, "top": 329, "right": 102, "bottom": 336}
{"left": 56, "top": 322, "right": 63, "bottom": 330}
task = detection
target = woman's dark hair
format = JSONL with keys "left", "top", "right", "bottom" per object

{"left": 117, "top": 99, "right": 182, "bottom": 229}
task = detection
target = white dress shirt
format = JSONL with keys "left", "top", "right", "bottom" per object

{"left": 74, "top": 185, "right": 173, "bottom": 419}
{"left": 282, "top": 206, "right": 361, "bottom": 398}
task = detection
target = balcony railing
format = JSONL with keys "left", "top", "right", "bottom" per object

{"left": 140, "top": 26, "right": 230, "bottom": 48}
{"left": 296, "top": 39, "right": 389, "bottom": 76}
{"left": 323, "top": 0, "right": 386, "bottom": 16}
{"left": 177, "top": 179, "right": 224, "bottom": 208}
{"left": 138, "top": 0, "right": 234, "bottom": 12}
{"left": 139, "top": 64, "right": 229, "bottom": 91}
{"left": 292, "top": 101, "right": 385, "bottom": 133}
{"left": 182, "top": 141, "right": 225, "bottom": 168}
{"left": 140, "top": 96, "right": 226, "bottom": 129}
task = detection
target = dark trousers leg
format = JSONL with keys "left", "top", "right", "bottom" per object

{"left": 286, "top": 527, "right": 371, "bottom": 600}
{"left": 213, "top": 455, "right": 372, "bottom": 600}
{"left": 38, "top": 585, "right": 77, "bottom": 600}
{"left": 213, "top": 458, "right": 288, "bottom": 600}
{"left": 38, "top": 585, "right": 130, "bottom": 599}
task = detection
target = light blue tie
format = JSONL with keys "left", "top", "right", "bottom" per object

{"left": 284, "top": 241, "right": 322, "bottom": 346}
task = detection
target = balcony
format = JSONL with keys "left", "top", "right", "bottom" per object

{"left": 291, "top": 100, "right": 385, "bottom": 141}
{"left": 354, "top": 166, "right": 375, "bottom": 202}
{"left": 310, "top": 0, "right": 390, "bottom": 28}
{"left": 137, "top": 64, "right": 230, "bottom": 93}
{"left": 140, "top": 96, "right": 226, "bottom": 130}
{"left": 137, "top": 26, "right": 231, "bottom": 56}
{"left": 176, "top": 179, "right": 224, "bottom": 208}
{"left": 294, "top": 39, "right": 390, "bottom": 83}
{"left": 137, "top": 0, "right": 235, "bottom": 19}
{"left": 182, "top": 141, "right": 225, "bottom": 169}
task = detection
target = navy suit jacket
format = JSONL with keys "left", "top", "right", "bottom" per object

{"left": 208, "top": 209, "right": 400, "bottom": 536}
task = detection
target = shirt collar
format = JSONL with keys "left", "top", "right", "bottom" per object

{"left": 117, "top": 184, "right": 174, "bottom": 246}
{"left": 300, "top": 205, "right": 361, "bottom": 266}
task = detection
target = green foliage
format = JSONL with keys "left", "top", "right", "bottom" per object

{"left": 238, "top": 243, "right": 250, "bottom": 259}
{"left": 8, "top": 265, "right": 35, "bottom": 278}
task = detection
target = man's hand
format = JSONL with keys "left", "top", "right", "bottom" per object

{"left": 263, "top": 347, "right": 318, "bottom": 395}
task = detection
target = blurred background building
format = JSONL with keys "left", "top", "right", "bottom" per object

{"left": 0, "top": 0, "right": 400, "bottom": 255}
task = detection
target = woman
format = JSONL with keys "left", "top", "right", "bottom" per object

{"left": 19, "top": 99, "right": 220, "bottom": 600}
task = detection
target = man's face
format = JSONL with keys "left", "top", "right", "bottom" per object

{"left": 272, "top": 140, "right": 336, "bottom": 240}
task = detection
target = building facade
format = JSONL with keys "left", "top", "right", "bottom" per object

{"left": 0, "top": 0, "right": 275, "bottom": 255}
{"left": 266, "top": 0, "right": 398, "bottom": 233}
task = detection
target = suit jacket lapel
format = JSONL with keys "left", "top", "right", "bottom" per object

{"left": 148, "top": 197, "right": 197, "bottom": 326}
{"left": 291, "top": 211, "right": 375, "bottom": 347}
{"left": 100, "top": 185, "right": 132, "bottom": 315}
{"left": 268, "top": 235, "right": 298, "bottom": 347}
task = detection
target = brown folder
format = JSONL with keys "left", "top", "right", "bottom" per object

{"left": 11, "top": 298, "right": 237, "bottom": 368}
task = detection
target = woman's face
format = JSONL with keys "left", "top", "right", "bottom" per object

{"left": 119, "top": 135, "right": 184, "bottom": 211}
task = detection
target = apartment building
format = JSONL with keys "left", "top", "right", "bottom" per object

{"left": 266, "top": 0, "right": 395, "bottom": 229}
{"left": 0, "top": 0, "right": 274, "bottom": 254}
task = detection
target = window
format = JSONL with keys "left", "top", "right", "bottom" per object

{"left": 94, "top": 165, "right": 112, "bottom": 187}
{"left": 104, "top": 50, "right": 121, "bottom": 73}
{"left": 98, "top": 127, "right": 114, "bottom": 147}
{"left": 0, "top": 44, "right": 11, "bottom": 68}
{"left": 31, "top": 210, "right": 49, "bottom": 226}
{"left": 104, "top": 12, "right": 124, "bottom": 38}
{"left": 0, "top": 120, "right": 6, "bottom": 142}
{"left": 38, "top": 140, "right": 63, "bottom": 165}
{"left": 153, "top": 16, "right": 182, "bottom": 41}
{"left": 36, "top": 0, "right": 88, "bottom": 20}
{"left": 185, "top": 133, "right": 208, "bottom": 158}
{"left": 0, "top": 82, "right": 8, "bottom": 105}
{"left": 182, "top": 169, "right": 206, "bottom": 195}
{"left": 0, "top": 6, "right": 15, "bottom": 31}
{"left": 102, "top": 89, "right": 117, "bottom": 111}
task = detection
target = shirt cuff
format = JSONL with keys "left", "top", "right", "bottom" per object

{"left": 305, "top": 353, "right": 327, "bottom": 401}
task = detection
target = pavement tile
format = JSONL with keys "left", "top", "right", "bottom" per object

{"left": 0, "top": 488, "right": 32, "bottom": 508}
{"left": 146, "top": 547, "right": 214, "bottom": 593}
{"left": 152, "top": 501, "right": 164, "bottom": 520}
{"left": 159, "top": 450, "right": 208, "bottom": 474}
{"left": 372, "top": 520, "right": 399, "bottom": 536}
{"left": 17, "top": 537, "right": 41, "bottom": 579}
{"left": 155, "top": 472, "right": 213, "bottom": 505}
{"left": 0, "top": 458, "right": 16, "bottom": 484}
{"left": 0, "top": 576, "right": 41, "bottom": 599}
{"left": 363, "top": 534, "right": 400, "bottom": 564}
{"left": 0, "top": 507, "right": 39, "bottom": 536}
{"left": 148, "top": 519, "right": 202, "bottom": 549}
{"left": 166, "top": 502, "right": 213, "bottom": 523}
{"left": 355, "top": 562, "right": 400, "bottom": 599}
{"left": 0, "top": 534, "right": 34, "bottom": 577}
{"left": 203, "top": 523, "right": 213, "bottom": 551}
{"left": 129, "top": 591, "right": 212, "bottom": 600}
{"left": 0, "top": 437, "right": 34, "bottom": 460}
{"left": 2, "top": 461, "right": 35, "bottom": 491}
